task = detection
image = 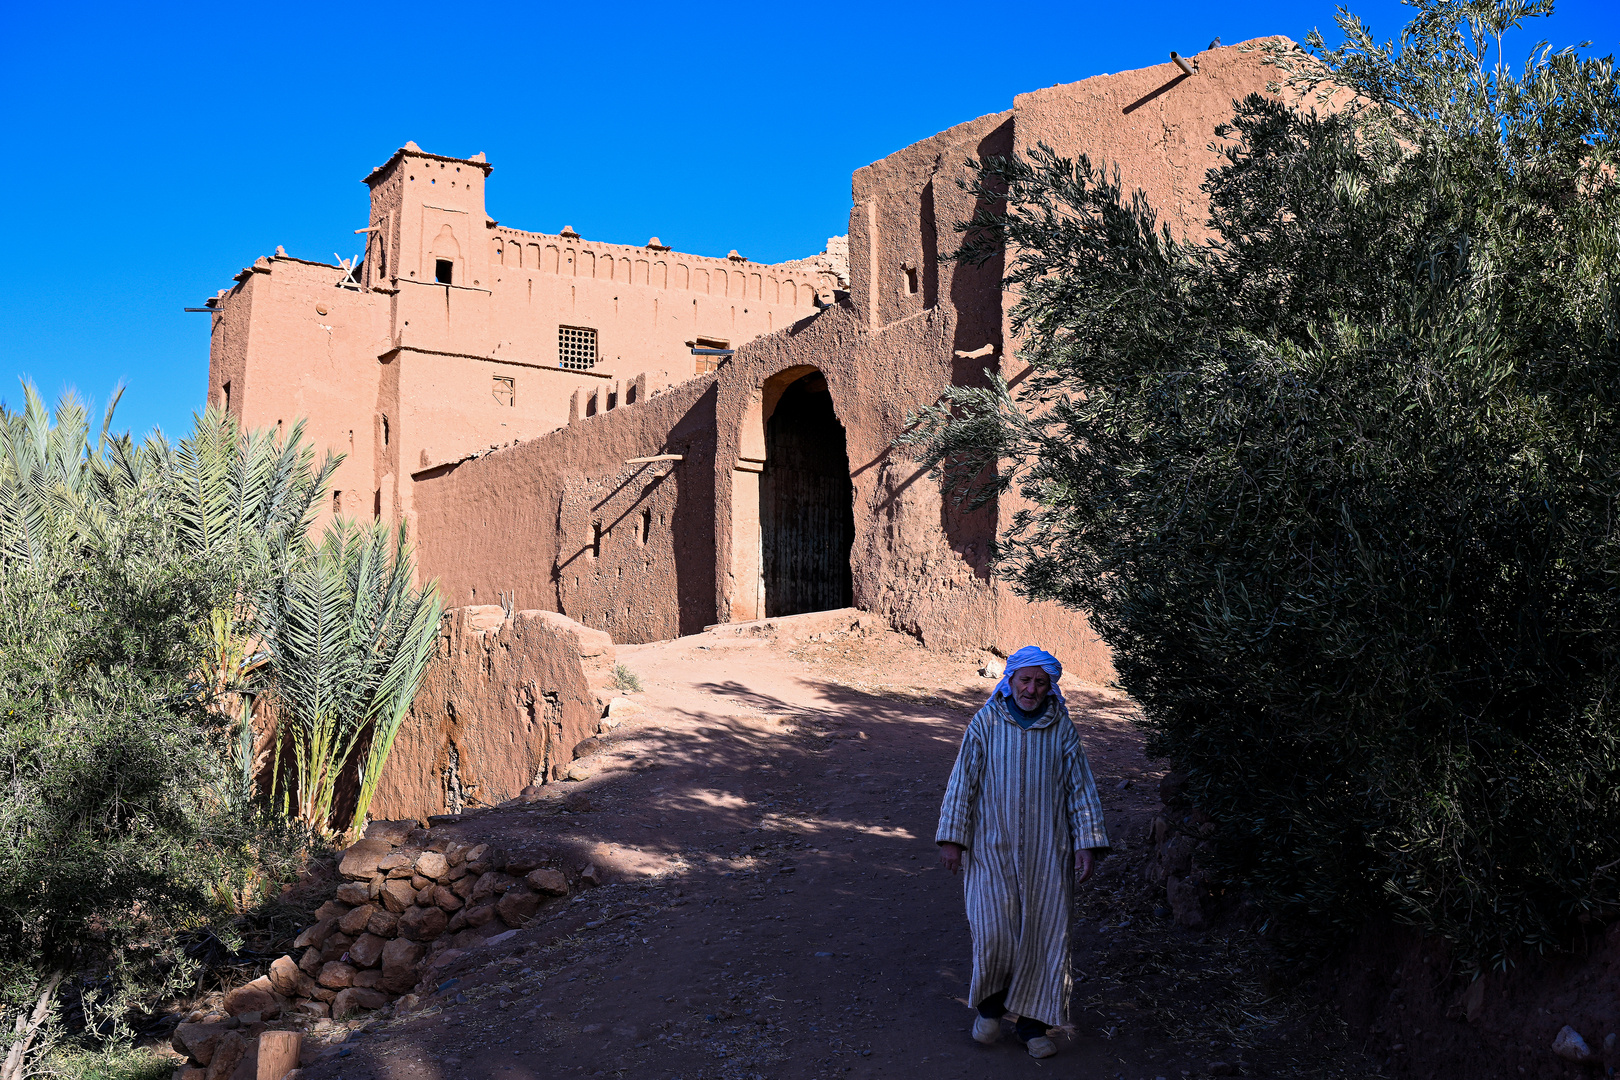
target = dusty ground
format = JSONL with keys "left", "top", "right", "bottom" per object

{"left": 278, "top": 616, "right": 1379, "bottom": 1080}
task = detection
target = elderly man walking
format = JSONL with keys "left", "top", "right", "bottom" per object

{"left": 936, "top": 645, "right": 1108, "bottom": 1059}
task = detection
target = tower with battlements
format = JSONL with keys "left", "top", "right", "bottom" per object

{"left": 205, "top": 142, "right": 844, "bottom": 529}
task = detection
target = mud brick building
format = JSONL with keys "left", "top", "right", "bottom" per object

{"left": 204, "top": 41, "right": 1298, "bottom": 685}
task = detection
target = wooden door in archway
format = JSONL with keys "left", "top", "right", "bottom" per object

{"left": 761, "top": 373, "right": 854, "bottom": 616}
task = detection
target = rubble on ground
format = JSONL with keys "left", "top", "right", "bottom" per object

{"left": 168, "top": 820, "right": 589, "bottom": 1080}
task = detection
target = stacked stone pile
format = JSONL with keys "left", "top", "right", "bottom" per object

{"left": 276, "top": 821, "right": 572, "bottom": 1018}
{"left": 168, "top": 1026, "right": 301, "bottom": 1080}
{"left": 171, "top": 819, "right": 578, "bottom": 1080}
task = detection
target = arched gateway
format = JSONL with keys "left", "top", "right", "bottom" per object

{"left": 730, "top": 367, "right": 855, "bottom": 620}
{"left": 762, "top": 372, "right": 854, "bottom": 615}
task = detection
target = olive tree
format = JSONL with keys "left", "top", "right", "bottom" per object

{"left": 907, "top": 0, "right": 1620, "bottom": 964}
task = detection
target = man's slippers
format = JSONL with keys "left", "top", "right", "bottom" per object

{"left": 1024, "top": 1035, "right": 1058, "bottom": 1059}
{"left": 971, "top": 1017, "right": 1002, "bottom": 1045}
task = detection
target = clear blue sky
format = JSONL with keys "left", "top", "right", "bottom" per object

{"left": 4, "top": 0, "right": 1617, "bottom": 439}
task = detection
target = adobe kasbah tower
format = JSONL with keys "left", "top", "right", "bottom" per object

{"left": 206, "top": 140, "right": 845, "bottom": 525}
{"left": 205, "top": 41, "right": 1298, "bottom": 682}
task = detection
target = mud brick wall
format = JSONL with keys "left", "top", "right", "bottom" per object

{"left": 367, "top": 606, "right": 617, "bottom": 824}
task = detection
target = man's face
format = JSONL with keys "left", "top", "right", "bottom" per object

{"left": 1011, "top": 666, "right": 1051, "bottom": 713}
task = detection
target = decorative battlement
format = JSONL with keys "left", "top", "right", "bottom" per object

{"left": 364, "top": 142, "right": 492, "bottom": 188}
{"left": 487, "top": 226, "right": 833, "bottom": 309}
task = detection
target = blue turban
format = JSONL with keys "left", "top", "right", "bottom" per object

{"left": 992, "top": 645, "right": 1065, "bottom": 705}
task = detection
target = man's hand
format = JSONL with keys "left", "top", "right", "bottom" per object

{"left": 939, "top": 842, "right": 965, "bottom": 874}
{"left": 1075, "top": 847, "right": 1096, "bottom": 884}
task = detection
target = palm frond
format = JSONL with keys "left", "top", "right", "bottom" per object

{"left": 263, "top": 518, "right": 439, "bottom": 834}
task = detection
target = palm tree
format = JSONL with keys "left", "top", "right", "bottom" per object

{"left": 3, "top": 385, "right": 438, "bottom": 834}
{"left": 262, "top": 518, "right": 442, "bottom": 835}
{"left": 150, "top": 408, "right": 339, "bottom": 805}
{"left": 0, "top": 385, "right": 122, "bottom": 568}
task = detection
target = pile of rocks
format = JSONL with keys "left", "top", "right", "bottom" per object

{"left": 169, "top": 1026, "right": 301, "bottom": 1080}
{"left": 277, "top": 820, "right": 572, "bottom": 1018}
{"left": 1144, "top": 771, "right": 1218, "bottom": 928}
{"left": 183, "top": 818, "right": 576, "bottom": 1050}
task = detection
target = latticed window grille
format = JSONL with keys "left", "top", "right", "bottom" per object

{"left": 559, "top": 326, "right": 598, "bottom": 370}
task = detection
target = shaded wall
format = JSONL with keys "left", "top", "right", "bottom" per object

{"left": 410, "top": 377, "right": 720, "bottom": 643}
{"left": 368, "top": 606, "right": 614, "bottom": 823}
{"left": 849, "top": 109, "right": 1011, "bottom": 347}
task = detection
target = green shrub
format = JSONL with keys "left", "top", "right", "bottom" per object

{"left": 47, "top": 1045, "right": 174, "bottom": 1080}
{"left": 907, "top": 0, "right": 1620, "bottom": 965}
{"left": 613, "top": 664, "right": 643, "bottom": 694}
{"left": 0, "top": 388, "right": 434, "bottom": 1074}
{"left": 0, "top": 390, "right": 255, "bottom": 1077}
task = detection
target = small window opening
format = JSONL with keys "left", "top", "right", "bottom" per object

{"left": 221, "top": 381, "right": 231, "bottom": 412}
{"left": 378, "top": 240, "right": 386, "bottom": 278}
{"left": 693, "top": 336, "right": 729, "bottom": 375}
{"left": 492, "top": 376, "right": 515, "bottom": 407}
{"left": 435, "top": 259, "right": 454, "bottom": 284}
{"left": 640, "top": 508, "right": 652, "bottom": 545}
{"left": 381, "top": 414, "right": 389, "bottom": 446}
{"left": 591, "top": 521, "right": 603, "bottom": 559}
{"left": 559, "top": 325, "right": 598, "bottom": 370}
{"left": 332, "top": 490, "right": 342, "bottom": 516}
{"left": 903, "top": 265, "right": 919, "bottom": 294}
{"left": 373, "top": 490, "right": 382, "bottom": 518}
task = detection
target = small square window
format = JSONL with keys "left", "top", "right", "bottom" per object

{"left": 435, "top": 259, "right": 453, "bottom": 284}
{"left": 492, "top": 376, "right": 514, "bottom": 407}
{"left": 559, "top": 325, "right": 598, "bottom": 370}
{"left": 693, "top": 336, "right": 728, "bottom": 375}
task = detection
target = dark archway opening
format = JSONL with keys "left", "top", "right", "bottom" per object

{"left": 761, "top": 372, "right": 854, "bottom": 617}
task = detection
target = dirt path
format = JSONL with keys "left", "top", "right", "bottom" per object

{"left": 286, "top": 616, "right": 1374, "bottom": 1080}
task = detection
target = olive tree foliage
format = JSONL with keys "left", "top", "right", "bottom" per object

{"left": 904, "top": 0, "right": 1620, "bottom": 964}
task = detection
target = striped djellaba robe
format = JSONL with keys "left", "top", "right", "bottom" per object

{"left": 935, "top": 692, "right": 1108, "bottom": 1028}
